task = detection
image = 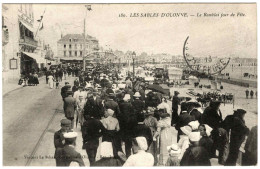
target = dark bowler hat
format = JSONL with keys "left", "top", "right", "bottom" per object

{"left": 234, "top": 109, "right": 247, "bottom": 114}
{"left": 60, "top": 119, "right": 71, "bottom": 126}
{"left": 174, "top": 91, "right": 180, "bottom": 95}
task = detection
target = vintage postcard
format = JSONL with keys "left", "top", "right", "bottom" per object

{"left": 2, "top": 3, "right": 257, "bottom": 167}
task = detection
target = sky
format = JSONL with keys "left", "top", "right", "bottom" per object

{"left": 30, "top": 3, "right": 257, "bottom": 58}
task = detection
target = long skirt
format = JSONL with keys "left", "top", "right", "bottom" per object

{"left": 48, "top": 80, "right": 54, "bottom": 89}
{"left": 102, "top": 130, "right": 121, "bottom": 158}
{"left": 158, "top": 127, "right": 176, "bottom": 165}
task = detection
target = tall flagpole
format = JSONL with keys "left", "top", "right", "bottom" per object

{"left": 35, "top": 8, "right": 46, "bottom": 38}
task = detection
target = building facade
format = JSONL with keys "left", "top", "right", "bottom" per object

{"left": 2, "top": 4, "right": 41, "bottom": 84}
{"left": 57, "top": 34, "right": 99, "bottom": 63}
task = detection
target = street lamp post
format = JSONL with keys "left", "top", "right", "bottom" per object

{"left": 83, "top": 5, "right": 92, "bottom": 72}
{"left": 132, "top": 51, "right": 136, "bottom": 79}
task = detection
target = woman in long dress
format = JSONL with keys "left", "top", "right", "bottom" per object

{"left": 143, "top": 107, "right": 158, "bottom": 164}
{"left": 153, "top": 113, "right": 175, "bottom": 166}
{"left": 33, "top": 72, "right": 39, "bottom": 86}
{"left": 48, "top": 74, "right": 54, "bottom": 89}
{"left": 101, "top": 109, "right": 121, "bottom": 158}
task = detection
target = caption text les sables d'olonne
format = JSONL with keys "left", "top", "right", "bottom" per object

{"left": 118, "top": 12, "right": 246, "bottom": 18}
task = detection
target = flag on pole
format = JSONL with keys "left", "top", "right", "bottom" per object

{"left": 37, "top": 16, "right": 43, "bottom": 22}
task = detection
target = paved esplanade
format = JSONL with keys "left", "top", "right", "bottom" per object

{"left": 3, "top": 77, "right": 76, "bottom": 166}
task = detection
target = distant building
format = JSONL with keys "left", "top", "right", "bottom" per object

{"left": 57, "top": 34, "right": 99, "bottom": 63}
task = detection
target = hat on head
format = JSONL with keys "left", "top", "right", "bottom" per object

{"left": 70, "top": 162, "right": 80, "bottom": 167}
{"left": 174, "top": 91, "right": 180, "bottom": 95}
{"left": 133, "top": 92, "right": 141, "bottom": 97}
{"left": 135, "top": 137, "right": 148, "bottom": 151}
{"left": 65, "top": 82, "right": 69, "bottom": 85}
{"left": 204, "top": 124, "right": 213, "bottom": 137}
{"left": 107, "top": 109, "right": 115, "bottom": 116}
{"left": 64, "top": 132, "right": 78, "bottom": 139}
{"left": 167, "top": 144, "right": 181, "bottom": 156}
{"left": 234, "top": 109, "right": 247, "bottom": 114}
{"left": 60, "top": 119, "right": 71, "bottom": 126}
{"left": 123, "top": 94, "right": 131, "bottom": 101}
{"left": 188, "top": 120, "right": 200, "bottom": 131}
{"left": 86, "top": 83, "right": 92, "bottom": 88}
{"left": 181, "top": 125, "right": 192, "bottom": 136}
{"left": 188, "top": 132, "right": 201, "bottom": 142}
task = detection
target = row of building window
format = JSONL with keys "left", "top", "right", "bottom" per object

{"left": 63, "top": 44, "right": 91, "bottom": 49}
{"left": 20, "top": 4, "right": 34, "bottom": 19}
{"left": 64, "top": 51, "right": 83, "bottom": 57}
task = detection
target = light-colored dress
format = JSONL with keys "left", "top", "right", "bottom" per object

{"left": 178, "top": 135, "right": 190, "bottom": 160}
{"left": 123, "top": 150, "right": 154, "bottom": 167}
{"left": 48, "top": 75, "right": 54, "bottom": 89}
{"left": 74, "top": 91, "right": 87, "bottom": 102}
{"left": 76, "top": 100, "right": 86, "bottom": 125}
{"left": 157, "top": 117, "right": 176, "bottom": 165}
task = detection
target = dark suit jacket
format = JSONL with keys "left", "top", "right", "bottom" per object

{"left": 61, "top": 86, "right": 69, "bottom": 99}
{"left": 118, "top": 101, "right": 136, "bottom": 136}
{"left": 84, "top": 96, "right": 104, "bottom": 119}
{"left": 64, "top": 96, "right": 77, "bottom": 118}
{"left": 172, "top": 96, "right": 180, "bottom": 109}
{"left": 180, "top": 145, "right": 211, "bottom": 166}
{"left": 201, "top": 107, "right": 223, "bottom": 129}
{"left": 54, "top": 130, "right": 65, "bottom": 159}
{"left": 132, "top": 99, "right": 145, "bottom": 114}
{"left": 175, "top": 112, "right": 195, "bottom": 134}
{"left": 81, "top": 117, "right": 107, "bottom": 143}
{"left": 54, "top": 130, "right": 65, "bottom": 149}
{"left": 56, "top": 145, "right": 85, "bottom": 166}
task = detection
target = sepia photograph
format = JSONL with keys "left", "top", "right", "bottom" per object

{"left": 1, "top": 2, "right": 258, "bottom": 167}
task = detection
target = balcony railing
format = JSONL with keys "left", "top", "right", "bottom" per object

{"left": 19, "top": 36, "right": 38, "bottom": 47}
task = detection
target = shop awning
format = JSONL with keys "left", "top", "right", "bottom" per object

{"left": 60, "top": 57, "right": 83, "bottom": 61}
{"left": 22, "top": 52, "right": 46, "bottom": 64}
{"left": 19, "top": 20, "right": 35, "bottom": 33}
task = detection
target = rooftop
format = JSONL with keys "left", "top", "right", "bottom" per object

{"left": 57, "top": 34, "right": 98, "bottom": 43}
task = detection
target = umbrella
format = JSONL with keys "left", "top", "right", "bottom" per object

{"left": 147, "top": 84, "right": 168, "bottom": 94}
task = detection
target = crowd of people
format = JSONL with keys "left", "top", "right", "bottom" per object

{"left": 52, "top": 65, "right": 257, "bottom": 167}
{"left": 245, "top": 89, "right": 257, "bottom": 99}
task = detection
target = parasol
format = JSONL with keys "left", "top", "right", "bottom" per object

{"left": 147, "top": 84, "right": 168, "bottom": 94}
